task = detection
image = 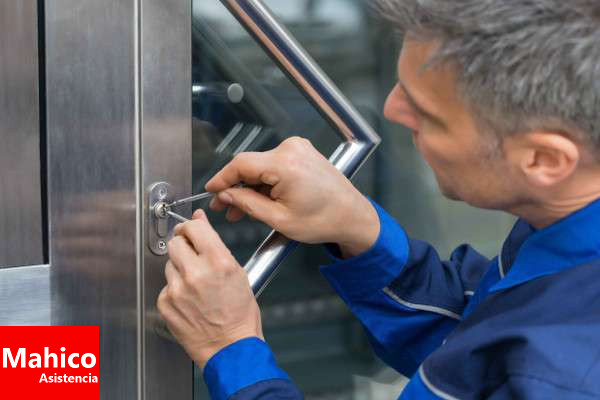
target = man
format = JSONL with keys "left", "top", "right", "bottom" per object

{"left": 157, "top": 0, "right": 600, "bottom": 398}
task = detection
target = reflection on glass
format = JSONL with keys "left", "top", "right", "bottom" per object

{"left": 192, "top": 1, "right": 514, "bottom": 399}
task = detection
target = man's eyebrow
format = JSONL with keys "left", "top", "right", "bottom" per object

{"left": 398, "top": 81, "right": 444, "bottom": 126}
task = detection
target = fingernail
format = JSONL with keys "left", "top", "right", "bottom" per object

{"left": 218, "top": 191, "right": 232, "bottom": 205}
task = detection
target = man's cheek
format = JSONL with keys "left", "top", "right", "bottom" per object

{"left": 422, "top": 144, "right": 464, "bottom": 193}
{"left": 419, "top": 139, "right": 451, "bottom": 172}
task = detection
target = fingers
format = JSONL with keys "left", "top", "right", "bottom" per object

{"left": 156, "top": 286, "right": 188, "bottom": 336}
{"left": 225, "top": 205, "right": 246, "bottom": 222}
{"left": 205, "top": 152, "right": 277, "bottom": 193}
{"left": 209, "top": 196, "right": 227, "bottom": 212}
{"left": 164, "top": 261, "right": 181, "bottom": 286}
{"left": 216, "top": 187, "right": 287, "bottom": 228}
{"left": 202, "top": 202, "right": 245, "bottom": 222}
{"left": 167, "top": 236, "right": 199, "bottom": 277}
{"left": 172, "top": 211, "right": 230, "bottom": 259}
{"left": 163, "top": 261, "right": 192, "bottom": 320}
{"left": 192, "top": 209, "right": 208, "bottom": 220}
{"left": 206, "top": 137, "right": 313, "bottom": 194}
{"left": 226, "top": 186, "right": 272, "bottom": 222}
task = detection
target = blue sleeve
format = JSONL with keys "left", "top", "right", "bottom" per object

{"left": 320, "top": 199, "right": 490, "bottom": 377}
{"left": 397, "top": 359, "right": 595, "bottom": 400}
{"left": 203, "top": 337, "right": 302, "bottom": 400}
{"left": 488, "top": 375, "right": 597, "bottom": 400}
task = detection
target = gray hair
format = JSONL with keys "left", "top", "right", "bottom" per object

{"left": 375, "top": 0, "right": 600, "bottom": 155}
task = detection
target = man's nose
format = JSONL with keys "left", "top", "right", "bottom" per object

{"left": 383, "top": 85, "right": 419, "bottom": 132}
{"left": 383, "top": 87, "right": 397, "bottom": 122}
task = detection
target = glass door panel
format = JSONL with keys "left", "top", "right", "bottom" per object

{"left": 191, "top": 0, "right": 340, "bottom": 261}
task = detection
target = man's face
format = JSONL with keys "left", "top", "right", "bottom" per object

{"left": 384, "top": 39, "right": 518, "bottom": 210}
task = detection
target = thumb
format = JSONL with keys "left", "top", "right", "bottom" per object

{"left": 220, "top": 187, "right": 287, "bottom": 229}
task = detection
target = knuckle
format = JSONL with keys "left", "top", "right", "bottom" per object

{"left": 157, "top": 300, "right": 168, "bottom": 317}
{"left": 233, "top": 152, "right": 250, "bottom": 165}
{"left": 215, "top": 256, "right": 236, "bottom": 272}
{"left": 168, "top": 235, "right": 186, "bottom": 250}
{"left": 286, "top": 136, "right": 312, "bottom": 151}
{"left": 278, "top": 140, "right": 307, "bottom": 169}
{"left": 167, "top": 238, "right": 178, "bottom": 254}
{"left": 299, "top": 137, "right": 312, "bottom": 147}
{"left": 280, "top": 152, "right": 300, "bottom": 169}
{"left": 183, "top": 269, "right": 203, "bottom": 287}
{"left": 157, "top": 288, "right": 169, "bottom": 305}
{"left": 284, "top": 136, "right": 303, "bottom": 147}
{"left": 167, "top": 285, "right": 183, "bottom": 302}
{"left": 180, "top": 222, "right": 194, "bottom": 237}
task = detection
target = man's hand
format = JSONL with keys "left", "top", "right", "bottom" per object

{"left": 206, "top": 137, "right": 380, "bottom": 258}
{"left": 156, "top": 209, "right": 263, "bottom": 368}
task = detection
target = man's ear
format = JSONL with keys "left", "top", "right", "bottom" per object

{"left": 504, "top": 132, "right": 580, "bottom": 188}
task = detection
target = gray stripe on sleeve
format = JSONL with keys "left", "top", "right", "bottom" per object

{"left": 383, "top": 287, "right": 461, "bottom": 321}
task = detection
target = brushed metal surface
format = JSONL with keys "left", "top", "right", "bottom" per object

{"left": 0, "top": 265, "right": 50, "bottom": 326}
{"left": 141, "top": 0, "right": 194, "bottom": 398}
{"left": 0, "top": 0, "right": 44, "bottom": 268}
{"left": 218, "top": 0, "right": 381, "bottom": 296}
{"left": 45, "top": 1, "right": 139, "bottom": 399}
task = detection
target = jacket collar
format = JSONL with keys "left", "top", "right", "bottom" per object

{"left": 490, "top": 198, "right": 600, "bottom": 292}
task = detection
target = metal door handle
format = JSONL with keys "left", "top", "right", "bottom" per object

{"left": 218, "top": 0, "right": 381, "bottom": 296}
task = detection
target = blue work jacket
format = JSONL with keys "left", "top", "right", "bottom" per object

{"left": 203, "top": 198, "right": 600, "bottom": 399}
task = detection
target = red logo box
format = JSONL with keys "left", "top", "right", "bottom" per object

{"left": 0, "top": 326, "right": 99, "bottom": 400}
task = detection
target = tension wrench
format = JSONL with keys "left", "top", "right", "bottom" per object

{"left": 164, "top": 183, "right": 247, "bottom": 224}
{"left": 167, "top": 191, "right": 214, "bottom": 208}
{"left": 160, "top": 192, "right": 212, "bottom": 224}
{"left": 166, "top": 210, "right": 190, "bottom": 223}
{"left": 167, "top": 183, "right": 246, "bottom": 209}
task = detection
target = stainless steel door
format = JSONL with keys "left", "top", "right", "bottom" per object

{"left": 45, "top": 0, "right": 141, "bottom": 398}
{"left": 44, "top": 0, "right": 195, "bottom": 397}
{"left": 141, "top": 0, "right": 193, "bottom": 398}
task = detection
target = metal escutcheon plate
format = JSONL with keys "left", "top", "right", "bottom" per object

{"left": 147, "top": 182, "right": 174, "bottom": 255}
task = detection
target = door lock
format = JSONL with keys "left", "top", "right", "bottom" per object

{"left": 148, "top": 182, "right": 175, "bottom": 255}
{"left": 148, "top": 183, "right": 212, "bottom": 255}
